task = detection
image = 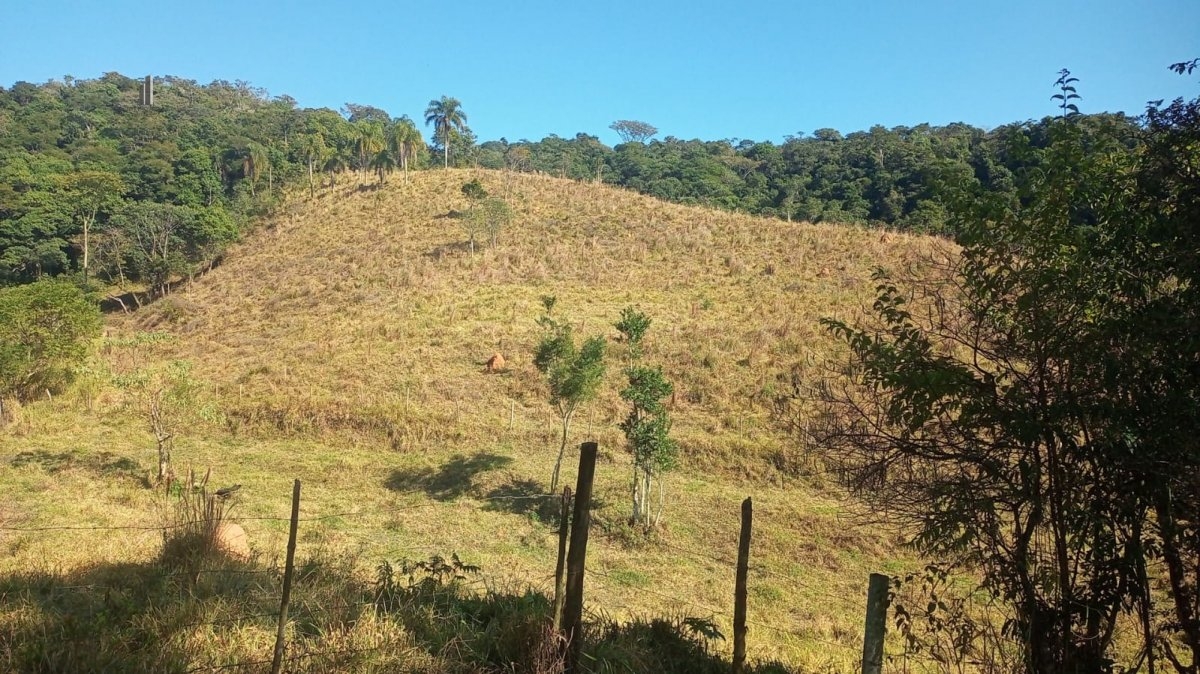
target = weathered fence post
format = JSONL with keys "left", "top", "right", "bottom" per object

{"left": 270, "top": 479, "right": 301, "bottom": 674}
{"left": 552, "top": 486, "right": 572, "bottom": 631}
{"left": 861, "top": 572, "right": 890, "bottom": 674}
{"left": 563, "top": 442, "right": 598, "bottom": 674}
{"left": 733, "top": 497, "right": 752, "bottom": 674}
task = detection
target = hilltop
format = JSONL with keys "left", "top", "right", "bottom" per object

{"left": 1, "top": 171, "right": 940, "bottom": 671}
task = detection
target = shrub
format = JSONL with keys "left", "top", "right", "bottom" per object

{"left": 0, "top": 279, "right": 101, "bottom": 401}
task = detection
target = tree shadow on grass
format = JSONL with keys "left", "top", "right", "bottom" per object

{"left": 481, "top": 475, "right": 550, "bottom": 517}
{"left": 384, "top": 453, "right": 513, "bottom": 501}
{"left": 0, "top": 556, "right": 299, "bottom": 673}
{"left": 10, "top": 449, "right": 147, "bottom": 486}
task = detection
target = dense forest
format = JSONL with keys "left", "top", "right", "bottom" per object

{"left": 0, "top": 72, "right": 1144, "bottom": 291}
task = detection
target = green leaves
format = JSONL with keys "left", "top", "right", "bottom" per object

{"left": 620, "top": 364, "right": 677, "bottom": 475}
{"left": 614, "top": 306, "right": 652, "bottom": 361}
{"left": 533, "top": 319, "right": 606, "bottom": 414}
{"left": 1052, "top": 68, "right": 1082, "bottom": 118}
{"left": 0, "top": 278, "right": 101, "bottom": 400}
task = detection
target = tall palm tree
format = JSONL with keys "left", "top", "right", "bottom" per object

{"left": 424, "top": 96, "right": 467, "bottom": 169}
{"left": 244, "top": 142, "right": 269, "bottom": 197}
{"left": 297, "top": 133, "right": 327, "bottom": 199}
{"left": 389, "top": 117, "right": 425, "bottom": 183}
{"left": 354, "top": 121, "right": 385, "bottom": 179}
{"left": 370, "top": 149, "right": 395, "bottom": 186}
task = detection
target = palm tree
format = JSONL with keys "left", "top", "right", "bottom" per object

{"left": 244, "top": 142, "right": 269, "bottom": 197}
{"left": 297, "top": 133, "right": 327, "bottom": 199}
{"left": 323, "top": 151, "right": 349, "bottom": 188}
{"left": 370, "top": 149, "right": 395, "bottom": 186}
{"left": 354, "top": 121, "right": 385, "bottom": 179}
{"left": 424, "top": 96, "right": 467, "bottom": 169}
{"left": 389, "top": 117, "right": 424, "bottom": 183}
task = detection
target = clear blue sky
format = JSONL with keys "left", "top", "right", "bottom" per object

{"left": 2, "top": 0, "right": 1196, "bottom": 145}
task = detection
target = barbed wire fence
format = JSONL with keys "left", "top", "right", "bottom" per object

{"left": 0, "top": 457, "right": 910, "bottom": 674}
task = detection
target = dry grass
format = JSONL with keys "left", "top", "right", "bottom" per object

{"left": 0, "top": 170, "right": 942, "bottom": 671}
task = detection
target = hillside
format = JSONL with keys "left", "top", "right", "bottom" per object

{"left": 121, "top": 169, "right": 936, "bottom": 468}
{"left": 1, "top": 171, "right": 942, "bottom": 671}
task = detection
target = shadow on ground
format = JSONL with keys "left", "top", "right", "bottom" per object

{"left": 10, "top": 449, "right": 147, "bottom": 486}
{"left": 0, "top": 558, "right": 290, "bottom": 673}
{"left": 384, "top": 452, "right": 513, "bottom": 501}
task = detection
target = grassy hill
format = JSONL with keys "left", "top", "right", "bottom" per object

{"left": 0, "top": 170, "right": 941, "bottom": 672}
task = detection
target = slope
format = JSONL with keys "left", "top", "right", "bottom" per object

{"left": 3, "top": 169, "right": 941, "bottom": 670}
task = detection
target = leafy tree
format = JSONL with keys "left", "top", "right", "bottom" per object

{"left": 61, "top": 170, "right": 124, "bottom": 285}
{"left": 118, "top": 360, "right": 214, "bottom": 483}
{"left": 342, "top": 102, "right": 391, "bottom": 124}
{"left": 461, "top": 196, "right": 511, "bottom": 252}
{"left": 534, "top": 310, "right": 606, "bottom": 493}
{"left": 610, "top": 120, "right": 658, "bottom": 144}
{"left": 370, "top": 149, "right": 395, "bottom": 185}
{"left": 806, "top": 77, "right": 1200, "bottom": 673}
{"left": 461, "top": 178, "right": 488, "bottom": 202}
{"left": 424, "top": 96, "right": 468, "bottom": 169}
{"left": 615, "top": 307, "right": 676, "bottom": 528}
{"left": 0, "top": 278, "right": 101, "bottom": 401}
{"left": 112, "top": 202, "right": 195, "bottom": 297}
{"left": 1106, "top": 90, "right": 1200, "bottom": 673}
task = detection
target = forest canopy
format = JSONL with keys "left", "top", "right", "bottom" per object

{"left": 0, "top": 72, "right": 1146, "bottom": 291}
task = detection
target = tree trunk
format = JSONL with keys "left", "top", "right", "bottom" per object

{"left": 1156, "top": 492, "right": 1200, "bottom": 669}
{"left": 82, "top": 211, "right": 93, "bottom": 285}
{"left": 631, "top": 463, "right": 643, "bottom": 523}
{"left": 551, "top": 409, "right": 573, "bottom": 493}
{"left": 307, "top": 161, "right": 315, "bottom": 199}
{"left": 653, "top": 475, "right": 665, "bottom": 527}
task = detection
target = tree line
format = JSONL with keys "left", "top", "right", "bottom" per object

{"left": 0, "top": 75, "right": 478, "bottom": 290}
{"left": 1, "top": 71, "right": 1152, "bottom": 293}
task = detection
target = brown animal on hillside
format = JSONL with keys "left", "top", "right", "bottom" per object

{"left": 485, "top": 352, "right": 506, "bottom": 373}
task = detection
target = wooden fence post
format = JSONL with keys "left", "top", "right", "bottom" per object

{"left": 271, "top": 479, "right": 301, "bottom": 674}
{"left": 733, "top": 497, "right": 752, "bottom": 674}
{"left": 862, "top": 572, "right": 890, "bottom": 674}
{"left": 563, "top": 442, "right": 598, "bottom": 674}
{"left": 552, "top": 486, "right": 572, "bottom": 631}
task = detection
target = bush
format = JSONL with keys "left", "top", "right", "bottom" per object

{"left": 0, "top": 279, "right": 101, "bottom": 401}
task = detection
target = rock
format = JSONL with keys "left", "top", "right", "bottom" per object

{"left": 485, "top": 352, "right": 506, "bottom": 373}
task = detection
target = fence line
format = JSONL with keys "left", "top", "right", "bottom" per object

{"left": 3, "top": 473, "right": 886, "bottom": 673}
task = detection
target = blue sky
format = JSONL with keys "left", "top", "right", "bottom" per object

{"left": 2, "top": 0, "right": 1196, "bottom": 146}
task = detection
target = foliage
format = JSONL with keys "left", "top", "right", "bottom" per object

{"left": 615, "top": 307, "right": 677, "bottom": 528}
{"left": 461, "top": 177, "right": 487, "bottom": 202}
{"left": 621, "top": 365, "right": 677, "bottom": 528}
{"left": 810, "top": 78, "right": 1200, "bottom": 672}
{"left": 424, "top": 96, "right": 468, "bottom": 168}
{"left": 117, "top": 360, "right": 217, "bottom": 482}
{"left": 614, "top": 305, "right": 652, "bottom": 363}
{"left": 0, "top": 74, "right": 412, "bottom": 289}
{"left": 0, "top": 278, "right": 101, "bottom": 400}
{"left": 533, "top": 311, "right": 606, "bottom": 493}
{"left": 610, "top": 119, "right": 659, "bottom": 144}
{"left": 1052, "top": 69, "right": 1082, "bottom": 118}
{"left": 0, "top": 72, "right": 1159, "bottom": 292}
